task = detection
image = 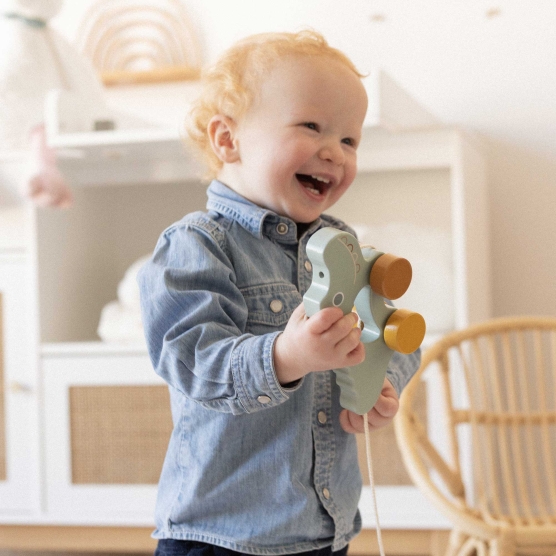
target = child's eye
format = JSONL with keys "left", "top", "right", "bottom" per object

{"left": 342, "top": 137, "right": 356, "bottom": 147}
{"left": 303, "top": 122, "right": 319, "bottom": 131}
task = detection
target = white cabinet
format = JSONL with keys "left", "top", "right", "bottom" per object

{"left": 42, "top": 344, "right": 166, "bottom": 524}
{"left": 0, "top": 73, "right": 489, "bottom": 536}
{"left": 30, "top": 182, "right": 206, "bottom": 525}
{"left": 0, "top": 251, "right": 40, "bottom": 515}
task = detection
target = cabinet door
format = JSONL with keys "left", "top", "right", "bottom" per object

{"left": 42, "top": 347, "right": 172, "bottom": 524}
{"left": 0, "top": 253, "right": 40, "bottom": 513}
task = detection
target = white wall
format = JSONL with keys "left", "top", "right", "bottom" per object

{"left": 52, "top": 0, "right": 556, "bottom": 319}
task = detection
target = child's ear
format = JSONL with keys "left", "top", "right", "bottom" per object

{"left": 207, "top": 115, "right": 240, "bottom": 163}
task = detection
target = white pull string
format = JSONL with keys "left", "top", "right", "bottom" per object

{"left": 363, "top": 412, "right": 386, "bottom": 556}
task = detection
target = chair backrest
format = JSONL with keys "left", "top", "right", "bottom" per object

{"left": 412, "top": 316, "right": 556, "bottom": 527}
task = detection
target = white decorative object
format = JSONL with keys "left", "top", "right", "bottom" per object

{"left": 97, "top": 255, "right": 149, "bottom": 343}
{"left": 0, "top": 0, "right": 107, "bottom": 150}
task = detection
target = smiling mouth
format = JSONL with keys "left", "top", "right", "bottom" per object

{"left": 296, "top": 174, "right": 331, "bottom": 196}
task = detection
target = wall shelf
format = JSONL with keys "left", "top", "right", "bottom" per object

{"left": 52, "top": 127, "right": 204, "bottom": 187}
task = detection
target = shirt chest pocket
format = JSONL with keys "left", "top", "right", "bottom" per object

{"left": 241, "top": 283, "right": 303, "bottom": 335}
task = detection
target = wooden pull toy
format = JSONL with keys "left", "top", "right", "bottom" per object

{"left": 303, "top": 227, "right": 426, "bottom": 415}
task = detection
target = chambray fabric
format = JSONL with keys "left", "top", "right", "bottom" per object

{"left": 138, "top": 180, "right": 420, "bottom": 555}
{"left": 154, "top": 539, "right": 350, "bottom": 556}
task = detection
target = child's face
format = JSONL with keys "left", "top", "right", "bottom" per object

{"left": 219, "top": 54, "right": 368, "bottom": 223}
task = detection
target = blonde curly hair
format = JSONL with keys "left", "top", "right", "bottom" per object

{"left": 185, "top": 29, "right": 365, "bottom": 178}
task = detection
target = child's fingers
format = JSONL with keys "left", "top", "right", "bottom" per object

{"left": 366, "top": 407, "right": 394, "bottom": 430}
{"left": 336, "top": 328, "right": 364, "bottom": 360}
{"left": 364, "top": 385, "right": 399, "bottom": 430}
{"left": 320, "top": 311, "right": 359, "bottom": 342}
{"left": 345, "top": 340, "right": 366, "bottom": 365}
{"left": 372, "top": 379, "right": 399, "bottom": 418}
{"left": 339, "top": 409, "right": 364, "bottom": 433}
{"left": 339, "top": 380, "right": 400, "bottom": 433}
{"left": 289, "top": 302, "right": 309, "bottom": 323}
{"left": 339, "top": 407, "right": 393, "bottom": 434}
{"left": 306, "top": 306, "right": 346, "bottom": 334}
{"left": 372, "top": 391, "right": 399, "bottom": 419}
{"left": 340, "top": 409, "right": 391, "bottom": 433}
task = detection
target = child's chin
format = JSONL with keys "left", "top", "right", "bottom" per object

{"left": 281, "top": 201, "right": 324, "bottom": 223}
{"left": 291, "top": 212, "right": 320, "bottom": 224}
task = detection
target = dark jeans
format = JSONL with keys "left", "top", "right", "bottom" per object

{"left": 154, "top": 539, "right": 349, "bottom": 556}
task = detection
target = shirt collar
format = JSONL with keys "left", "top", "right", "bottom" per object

{"left": 206, "top": 180, "right": 322, "bottom": 243}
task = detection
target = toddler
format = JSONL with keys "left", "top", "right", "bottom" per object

{"left": 138, "top": 30, "right": 420, "bottom": 556}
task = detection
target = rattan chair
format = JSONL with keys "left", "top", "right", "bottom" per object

{"left": 395, "top": 316, "right": 556, "bottom": 556}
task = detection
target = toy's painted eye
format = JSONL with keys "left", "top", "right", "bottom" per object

{"left": 332, "top": 292, "right": 344, "bottom": 306}
{"left": 319, "top": 272, "right": 325, "bottom": 278}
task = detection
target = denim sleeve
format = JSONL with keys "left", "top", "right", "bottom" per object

{"left": 386, "top": 348, "right": 421, "bottom": 398}
{"left": 137, "top": 221, "right": 293, "bottom": 415}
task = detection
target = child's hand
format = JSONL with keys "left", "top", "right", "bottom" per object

{"left": 339, "top": 378, "right": 399, "bottom": 434}
{"left": 274, "top": 303, "right": 364, "bottom": 385}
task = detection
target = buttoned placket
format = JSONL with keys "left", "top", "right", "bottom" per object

{"left": 298, "top": 231, "right": 349, "bottom": 543}
{"left": 312, "top": 370, "right": 350, "bottom": 541}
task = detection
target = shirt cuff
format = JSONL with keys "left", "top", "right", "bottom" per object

{"left": 231, "top": 331, "right": 302, "bottom": 413}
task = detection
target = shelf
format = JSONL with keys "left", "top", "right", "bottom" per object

{"left": 51, "top": 126, "right": 460, "bottom": 188}
{"left": 47, "top": 70, "right": 439, "bottom": 188}
{"left": 51, "top": 126, "right": 204, "bottom": 187}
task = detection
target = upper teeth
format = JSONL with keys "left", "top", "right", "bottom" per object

{"left": 312, "top": 175, "right": 330, "bottom": 184}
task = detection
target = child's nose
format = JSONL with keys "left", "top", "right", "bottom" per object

{"left": 318, "top": 141, "right": 345, "bottom": 165}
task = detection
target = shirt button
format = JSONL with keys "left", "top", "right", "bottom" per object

{"left": 317, "top": 411, "right": 327, "bottom": 424}
{"left": 257, "top": 395, "right": 271, "bottom": 404}
{"left": 276, "top": 223, "right": 288, "bottom": 235}
{"left": 304, "top": 260, "right": 312, "bottom": 272}
{"left": 269, "top": 299, "right": 283, "bottom": 313}
{"left": 323, "top": 488, "right": 331, "bottom": 500}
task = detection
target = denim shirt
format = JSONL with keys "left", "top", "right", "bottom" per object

{"left": 138, "top": 180, "right": 420, "bottom": 555}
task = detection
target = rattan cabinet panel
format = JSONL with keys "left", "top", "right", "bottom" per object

{"left": 42, "top": 347, "right": 169, "bottom": 524}
{"left": 69, "top": 384, "right": 171, "bottom": 485}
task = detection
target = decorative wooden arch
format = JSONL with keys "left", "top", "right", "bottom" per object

{"left": 76, "top": 0, "right": 202, "bottom": 86}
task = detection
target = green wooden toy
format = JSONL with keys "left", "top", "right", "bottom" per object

{"left": 303, "top": 227, "right": 426, "bottom": 415}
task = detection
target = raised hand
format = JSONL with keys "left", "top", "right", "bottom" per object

{"left": 273, "top": 303, "right": 365, "bottom": 385}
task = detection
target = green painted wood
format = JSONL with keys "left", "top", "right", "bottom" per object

{"left": 304, "top": 227, "right": 398, "bottom": 415}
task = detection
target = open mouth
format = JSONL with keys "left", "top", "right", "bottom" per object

{"left": 296, "top": 174, "right": 331, "bottom": 196}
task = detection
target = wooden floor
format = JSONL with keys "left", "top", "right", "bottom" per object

{"left": 350, "top": 529, "right": 450, "bottom": 555}
{"left": 0, "top": 526, "right": 151, "bottom": 554}
{"left": 0, "top": 526, "right": 450, "bottom": 556}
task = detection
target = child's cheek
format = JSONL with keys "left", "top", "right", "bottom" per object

{"left": 344, "top": 155, "right": 358, "bottom": 186}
